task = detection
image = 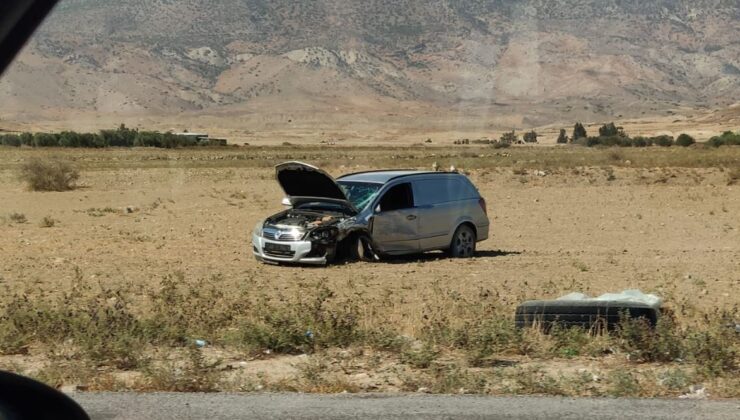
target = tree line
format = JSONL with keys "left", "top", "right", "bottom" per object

{"left": 0, "top": 125, "right": 226, "bottom": 148}
{"left": 555, "top": 122, "right": 739, "bottom": 148}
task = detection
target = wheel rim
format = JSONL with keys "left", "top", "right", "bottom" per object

{"left": 455, "top": 229, "right": 474, "bottom": 257}
{"left": 357, "top": 237, "right": 366, "bottom": 259}
{"left": 357, "top": 236, "right": 374, "bottom": 260}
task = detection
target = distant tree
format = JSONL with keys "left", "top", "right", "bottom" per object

{"left": 500, "top": 130, "right": 518, "bottom": 144}
{"left": 58, "top": 131, "right": 81, "bottom": 147}
{"left": 0, "top": 134, "right": 21, "bottom": 147}
{"left": 33, "top": 132, "right": 58, "bottom": 147}
{"left": 572, "top": 123, "right": 587, "bottom": 141}
{"left": 19, "top": 132, "right": 33, "bottom": 146}
{"left": 556, "top": 129, "right": 568, "bottom": 144}
{"left": 676, "top": 133, "right": 695, "bottom": 147}
{"left": 523, "top": 130, "right": 538, "bottom": 143}
{"left": 598, "top": 122, "right": 620, "bottom": 137}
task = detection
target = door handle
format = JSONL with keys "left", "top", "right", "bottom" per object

{"left": 406, "top": 214, "right": 417, "bottom": 220}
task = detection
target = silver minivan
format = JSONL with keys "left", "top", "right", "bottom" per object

{"left": 252, "top": 162, "right": 490, "bottom": 265}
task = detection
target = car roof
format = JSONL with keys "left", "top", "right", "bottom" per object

{"left": 337, "top": 170, "right": 458, "bottom": 184}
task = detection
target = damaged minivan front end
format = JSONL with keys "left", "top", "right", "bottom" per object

{"left": 252, "top": 162, "right": 367, "bottom": 265}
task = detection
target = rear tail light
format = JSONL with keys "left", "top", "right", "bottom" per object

{"left": 478, "top": 197, "right": 487, "bottom": 215}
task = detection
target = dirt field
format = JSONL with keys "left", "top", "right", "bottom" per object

{"left": 0, "top": 145, "right": 738, "bottom": 396}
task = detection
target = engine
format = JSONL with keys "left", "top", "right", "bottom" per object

{"left": 268, "top": 210, "right": 340, "bottom": 229}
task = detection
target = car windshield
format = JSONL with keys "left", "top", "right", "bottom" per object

{"left": 337, "top": 181, "right": 383, "bottom": 211}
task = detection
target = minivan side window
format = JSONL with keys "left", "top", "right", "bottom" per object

{"left": 414, "top": 177, "right": 477, "bottom": 206}
{"left": 378, "top": 182, "right": 413, "bottom": 212}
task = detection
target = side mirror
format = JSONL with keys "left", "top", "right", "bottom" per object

{"left": 374, "top": 204, "right": 381, "bottom": 213}
{"left": 0, "top": 371, "right": 90, "bottom": 420}
{"left": 281, "top": 197, "right": 292, "bottom": 208}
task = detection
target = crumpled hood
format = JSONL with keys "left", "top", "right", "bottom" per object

{"left": 275, "top": 162, "right": 357, "bottom": 213}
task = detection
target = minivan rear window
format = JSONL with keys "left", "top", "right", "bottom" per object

{"left": 413, "top": 177, "right": 478, "bottom": 206}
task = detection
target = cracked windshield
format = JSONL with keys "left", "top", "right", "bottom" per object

{"left": 0, "top": 0, "right": 738, "bottom": 402}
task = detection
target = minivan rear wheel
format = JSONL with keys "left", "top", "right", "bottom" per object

{"left": 449, "top": 225, "right": 476, "bottom": 258}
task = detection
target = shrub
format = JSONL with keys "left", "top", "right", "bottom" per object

{"left": 616, "top": 315, "right": 683, "bottom": 363}
{"left": 631, "top": 136, "right": 648, "bottom": 147}
{"left": 706, "top": 131, "right": 740, "bottom": 147}
{"left": 9, "top": 213, "right": 27, "bottom": 223}
{"left": 523, "top": 130, "right": 538, "bottom": 143}
{"left": 556, "top": 129, "right": 568, "bottom": 144}
{"left": 572, "top": 123, "right": 587, "bottom": 141}
{"left": 598, "top": 122, "right": 621, "bottom": 137}
{"left": 728, "top": 167, "right": 740, "bottom": 185}
{"left": 32, "top": 133, "right": 59, "bottom": 147}
{"left": 19, "top": 132, "right": 33, "bottom": 146}
{"left": 500, "top": 131, "right": 518, "bottom": 144}
{"left": 676, "top": 134, "right": 695, "bottom": 147}
{"left": 652, "top": 135, "right": 674, "bottom": 147}
{"left": 40, "top": 216, "right": 56, "bottom": 227}
{"left": 19, "top": 158, "right": 80, "bottom": 191}
{"left": 0, "top": 134, "right": 21, "bottom": 147}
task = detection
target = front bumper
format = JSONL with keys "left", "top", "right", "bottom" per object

{"left": 251, "top": 233, "right": 328, "bottom": 265}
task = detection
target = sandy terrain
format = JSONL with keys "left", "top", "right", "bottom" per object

{"left": 0, "top": 146, "right": 738, "bottom": 395}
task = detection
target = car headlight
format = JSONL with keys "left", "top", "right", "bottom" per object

{"left": 310, "top": 227, "right": 338, "bottom": 240}
{"left": 253, "top": 222, "right": 264, "bottom": 236}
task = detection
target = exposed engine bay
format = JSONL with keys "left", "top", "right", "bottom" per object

{"left": 266, "top": 209, "right": 343, "bottom": 229}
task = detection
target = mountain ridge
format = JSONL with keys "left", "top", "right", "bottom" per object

{"left": 1, "top": 0, "right": 738, "bottom": 137}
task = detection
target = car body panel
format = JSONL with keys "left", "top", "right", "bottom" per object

{"left": 276, "top": 162, "right": 355, "bottom": 211}
{"left": 370, "top": 208, "right": 420, "bottom": 253}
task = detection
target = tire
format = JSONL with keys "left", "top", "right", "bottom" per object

{"left": 449, "top": 224, "right": 476, "bottom": 258}
{"left": 349, "top": 234, "right": 377, "bottom": 262}
{"left": 515, "top": 300, "right": 658, "bottom": 331}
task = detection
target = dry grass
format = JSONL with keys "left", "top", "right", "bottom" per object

{"left": 0, "top": 272, "right": 736, "bottom": 396}
{"left": 18, "top": 158, "right": 79, "bottom": 191}
{"left": 0, "top": 145, "right": 738, "bottom": 173}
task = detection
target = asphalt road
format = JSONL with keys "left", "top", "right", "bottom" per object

{"left": 72, "top": 393, "right": 740, "bottom": 419}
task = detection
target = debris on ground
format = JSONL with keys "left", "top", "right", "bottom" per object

{"left": 515, "top": 289, "right": 662, "bottom": 330}
{"left": 679, "top": 385, "right": 708, "bottom": 400}
{"left": 556, "top": 289, "right": 662, "bottom": 309}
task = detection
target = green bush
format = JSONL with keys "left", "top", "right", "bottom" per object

{"left": 0, "top": 134, "right": 21, "bottom": 147}
{"left": 523, "top": 130, "right": 538, "bottom": 143}
{"left": 652, "top": 135, "right": 674, "bottom": 147}
{"left": 33, "top": 133, "right": 59, "bottom": 147}
{"left": 556, "top": 129, "right": 568, "bottom": 144}
{"left": 500, "top": 130, "right": 518, "bottom": 144}
{"left": 631, "top": 136, "right": 649, "bottom": 147}
{"left": 676, "top": 134, "right": 695, "bottom": 147}
{"left": 706, "top": 131, "right": 740, "bottom": 147}
{"left": 598, "top": 122, "right": 621, "bottom": 137}
{"left": 20, "top": 132, "right": 33, "bottom": 146}
{"left": 572, "top": 122, "right": 587, "bottom": 141}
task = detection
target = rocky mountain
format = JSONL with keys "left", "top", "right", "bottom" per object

{"left": 1, "top": 0, "right": 738, "bottom": 134}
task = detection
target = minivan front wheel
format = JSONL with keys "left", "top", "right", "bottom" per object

{"left": 449, "top": 225, "right": 476, "bottom": 258}
{"left": 349, "top": 234, "right": 378, "bottom": 262}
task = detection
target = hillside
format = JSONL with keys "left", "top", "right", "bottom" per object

{"left": 0, "top": 0, "right": 738, "bottom": 141}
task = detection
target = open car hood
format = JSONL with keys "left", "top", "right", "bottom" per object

{"left": 275, "top": 162, "right": 357, "bottom": 213}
